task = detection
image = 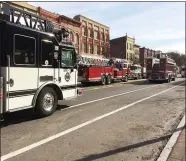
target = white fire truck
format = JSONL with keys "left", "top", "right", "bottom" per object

{"left": 0, "top": 2, "right": 83, "bottom": 118}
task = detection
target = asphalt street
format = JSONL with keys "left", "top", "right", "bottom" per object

{"left": 1, "top": 78, "right": 185, "bottom": 161}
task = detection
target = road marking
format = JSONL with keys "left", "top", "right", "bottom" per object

{"left": 1, "top": 82, "right": 184, "bottom": 161}
{"left": 83, "top": 79, "right": 147, "bottom": 91}
{"left": 61, "top": 83, "right": 160, "bottom": 111}
{"left": 156, "top": 114, "right": 185, "bottom": 161}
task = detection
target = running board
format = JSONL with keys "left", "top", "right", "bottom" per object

{"left": 9, "top": 105, "right": 33, "bottom": 112}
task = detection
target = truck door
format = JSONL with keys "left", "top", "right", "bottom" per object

{"left": 38, "top": 39, "right": 58, "bottom": 87}
{"left": 60, "top": 47, "right": 77, "bottom": 99}
{"left": 6, "top": 30, "right": 38, "bottom": 111}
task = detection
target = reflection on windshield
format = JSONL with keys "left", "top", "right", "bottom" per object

{"left": 61, "top": 49, "right": 74, "bottom": 67}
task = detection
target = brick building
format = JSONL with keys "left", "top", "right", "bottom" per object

{"left": 73, "top": 15, "right": 110, "bottom": 58}
{"left": 134, "top": 44, "right": 140, "bottom": 63}
{"left": 140, "top": 47, "right": 157, "bottom": 67}
{"left": 38, "top": 8, "right": 81, "bottom": 54}
{"left": 110, "top": 34, "right": 135, "bottom": 62}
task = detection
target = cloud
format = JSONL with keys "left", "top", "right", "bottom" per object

{"left": 154, "top": 42, "right": 185, "bottom": 54}
{"left": 29, "top": 2, "right": 185, "bottom": 54}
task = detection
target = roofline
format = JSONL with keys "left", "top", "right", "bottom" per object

{"left": 134, "top": 44, "right": 140, "bottom": 47}
{"left": 9, "top": 2, "right": 38, "bottom": 12}
{"left": 60, "top": 15, "right": 81, "bottom": 25}
{"left": 74, "top": 14, "right": 109, "bottom": 29}
{"left": 110, "top": 35, "right": 135, "bottom": 41}
{"left": 110, "top": 36, "right": 125, "bottom": 41}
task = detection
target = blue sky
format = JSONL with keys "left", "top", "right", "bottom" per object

{"left": 30, "top": 2, "right": 185, "bottom": 54}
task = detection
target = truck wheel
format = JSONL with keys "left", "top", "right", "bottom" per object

{"left": 36, "top": 87, "right": 58, "bottom": 117}
{"left": 123, "top": 75, "right": 128, "bottom": 82}
{"left": 106, "top": 75, "right": 111, "bottom": 84}
{"left": 101, "top": 75, "right": 106, "bottom": 85}
{"left": 172, "top": 77, "right": 176, "bottom": 81}
{"left": 166, "top": 77, "right": 171, "bottom": 83}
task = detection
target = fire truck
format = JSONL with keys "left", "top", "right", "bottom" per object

{"left": 0, "top": 2, "right": 83, "bottom": 118}
{"left": 148, "top": 56, "right": 177, "bottom": 83}
{"left": 181, "top": 66, "right": 186, "bottom": 78}
{"left": 77, "top": 55, "right": 131, "bottom": 85}
{"left": 146, "top": 57, "right": 160, "bottom": 79}
{"left": 129, "top": 64, "right": 147, "bottom": 79}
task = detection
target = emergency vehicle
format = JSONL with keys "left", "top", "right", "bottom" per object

{"left": 129, "top": 64, "right": 147, "bottom": 79}
{"left": 0, "top": 2, "right": 83, "bottom": 117}
{"left": 146, "top": 57, "right": 160, "bottom": 79}
{"left": 148, "top": 56, "right": 177, "bottom": 83}
{"left": 181, "top": 66, "right": 186, "bottom": 78}
{"left": 77, "top": 55, "right": 131, "bottom": 85}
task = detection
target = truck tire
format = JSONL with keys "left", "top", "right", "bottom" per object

{"left": 172, "top": 77, "right": 176, "bottom": 81}
{"left": 101, "top": 75, "right": 106, "bottom": 85}
{"left": 123, "top": 75, "right": 128, "bottom": 82}
{"left": 36, "top": 87, "right": 58, "bottom": 117}
{"left": 166, "top": 77, "right": 171, "bottom": 83}
{"left": 106, "top": 75, "right": 111, "bottom": 84}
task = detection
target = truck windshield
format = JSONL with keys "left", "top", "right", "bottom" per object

{"left": 61, "top": 48, "right": 75, "bottom": 67}
{"left": 130, "top": 66, "right": 138, "bottom": 70}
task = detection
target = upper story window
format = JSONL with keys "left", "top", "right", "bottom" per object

{"left": 69, "top": 32, "right": 74, "bottom": 42}
{"left": 89, "top": 44, "right": 93, "bottom": 54}
{"left": 82, "top": 43, "right": 87, "bottom": 53}
{"left": 88, "top": 28, "right": 93, "bottom": 38}
{"left": 75, "top": 33, "right": 79, "bottom": 45}
{"left": 82, "top": 26, "right": 87, "bottom": 36}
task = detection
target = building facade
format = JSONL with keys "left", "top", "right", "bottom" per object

{"left": 110, "top": 34, "right": 135, "bottom": 62}
{"left": 38, "top": 8, "right": 81, "bottom": 54}
{"left": 73, "top": 15, "right": 110, "bottom": 58}
{"left": 140, "top": 47, "right": 158, "bottom": 67}
{"left": 8, "top": 2, "right": 38, "bottom": 15}
{"left": 134, "top": 44, "right": 140, "bottom": 63}
{"left": 139, "top": 47, "right": 148, "bottom": 67}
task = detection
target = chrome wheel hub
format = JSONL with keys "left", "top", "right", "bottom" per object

{"left": 43, "top": 93, "right": 54, "bottom": 111}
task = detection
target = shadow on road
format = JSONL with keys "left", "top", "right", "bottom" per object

{"left": 1, "top": 105, "right": 69, "bottom": 128}
{"left": 74, "top": 125, "right": 185, "bottom": 161}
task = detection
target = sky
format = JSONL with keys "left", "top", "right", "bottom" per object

{"left": 30, "top": 2, "right": 185, "bottom": 54}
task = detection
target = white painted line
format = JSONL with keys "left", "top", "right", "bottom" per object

{"left": 156, "top": 114, "right": 185, "bottom": 161}
{"left": 61, "top": 84, "right": 160, "bottom": 111}
{"left": 1, "top": 82, "right": 184, "bottom": 161}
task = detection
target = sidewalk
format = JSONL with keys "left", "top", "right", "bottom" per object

{"left": 167, "top": 128, "right": 185, "bottom": 161}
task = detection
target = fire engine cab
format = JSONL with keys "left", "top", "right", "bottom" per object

{"left": 0, "top": 2, "right": 82, "bottom": 118}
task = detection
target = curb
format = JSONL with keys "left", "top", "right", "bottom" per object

{"left": 156, "top": 114, "right": 185, "bottom": 161}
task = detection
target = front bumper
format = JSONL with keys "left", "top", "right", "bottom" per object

{"left": 149, "top": 77, "right": 167, "bottom": 81}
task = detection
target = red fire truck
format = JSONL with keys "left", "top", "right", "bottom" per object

{"left": 148, "top": 56, "right": 177, "bottom": 83}
{"left": 77, "top": 55, "right": 131, "bottom": 85}
{"left": 146, "top": 57, "right": 160, "bottom": 79}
